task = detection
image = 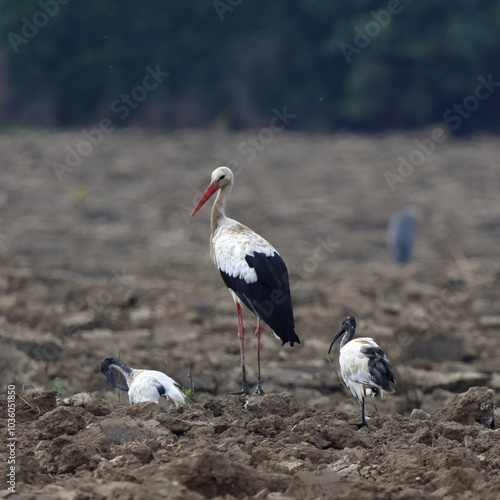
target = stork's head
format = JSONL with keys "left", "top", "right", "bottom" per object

{"left": 210, "top": 166, "right": 233, "bottom": 188}
{"left": 328, "top": 316, "right": 356, "bottom": 354}
{"left": 190, "top": 166, "right": 234, "bottom": 218}
{"left": 99, "top": 357, "right": 129, "bottom": 392}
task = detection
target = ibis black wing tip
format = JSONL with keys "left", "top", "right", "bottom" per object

{"left": 154, "top": 383, "right": 167, "bottom": 397}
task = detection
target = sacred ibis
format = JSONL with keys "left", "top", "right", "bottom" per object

{"left": 328, "top": 316, "right": 396, "bottom": 428}
{"left": 99, "top": 357, "right": 187, "bottom": 406}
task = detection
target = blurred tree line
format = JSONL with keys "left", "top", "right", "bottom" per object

{"left": 1, "top": 0, "right": 499, "bottom": 133}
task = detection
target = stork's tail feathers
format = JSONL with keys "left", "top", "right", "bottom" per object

{"left": 280, "top": 330, "right": 301, "bottom": 347}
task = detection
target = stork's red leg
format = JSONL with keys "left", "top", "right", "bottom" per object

{"left": 235, "top": 302, "right": 250, "bottom": 395}
{"left": 255, "top": 317, "right": 264, "bottom": 395}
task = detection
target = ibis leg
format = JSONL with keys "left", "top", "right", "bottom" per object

{"left": 255, "top": 318, "right": 264, "bottom": 395}
{"left": 234, "top": 302, "right": 250, "bottom": 395}
{"left": 354, "top": 398, "right": 369, "bottom": 429}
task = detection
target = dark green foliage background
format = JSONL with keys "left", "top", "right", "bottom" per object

{"left": 1, "top": 0, "right": 499, "bottom": 132}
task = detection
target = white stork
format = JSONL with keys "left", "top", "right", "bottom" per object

{"left": 328, "top": 316, "right": 396, "bottom": 428}
{"left": 99, "top": 357, "right": 187, "bottom": 406}
{"left": 190, "top": 166, "right": 300, "bottom": 395}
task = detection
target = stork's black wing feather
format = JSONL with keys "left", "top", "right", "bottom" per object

{"left": 220, "top": 252, "right": 300, "bottom": 346}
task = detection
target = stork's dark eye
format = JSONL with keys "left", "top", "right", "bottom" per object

{"left": 219, "top": 175, "right": 226, "bottom": 181}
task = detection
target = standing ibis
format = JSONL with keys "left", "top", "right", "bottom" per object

{"left": 99, "top": 357, "right": 187, "bottom": 406}
{"left": 387, "top": 204, "right": 419, "bottom": 264}
{"left": 328, "top": 316, "right": 396, "bottom": 428}
{"left": 190, "top": 166, "right": 300, "bottom": 395}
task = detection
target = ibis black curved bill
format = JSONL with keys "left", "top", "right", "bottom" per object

{"left": 99, "top": 357, "right": 129, "bottom": 392}
{"left": 328, "top": 316, "right": 356, "bottom": 354}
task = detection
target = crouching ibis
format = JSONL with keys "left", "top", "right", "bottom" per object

{"left": 99, "top": 357, "right": 187, "bottom": 406}
{"left": 190, "top": 166, "right": 300, "bottom": 395}
{"left": 328, "top": 316, "right": 396, "bottom": 428}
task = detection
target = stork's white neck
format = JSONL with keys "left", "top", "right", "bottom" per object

{"left": 210, "top": 183, "right": 232, "bottom": 240}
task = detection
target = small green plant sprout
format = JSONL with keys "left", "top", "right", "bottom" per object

{"left": 185, "top": 387, "right": 194, "bottom": 403}
{"left": 185, "top": 358, "right": 195, "bottom": 403}
{"left": 52, "top": 377, "right": 63, "bottom": 399}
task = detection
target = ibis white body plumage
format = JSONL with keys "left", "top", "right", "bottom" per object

{"left": 99, "top": 357, "right": 187, "bottom": 407}
{"left": 190, "top": 167, "right": 299, "bottom": 395}
{"left": 127, "top": 369, "right": 187, "bottom": 405}
{"left": 329, "top": 316, "right": 396, "bottom": 428}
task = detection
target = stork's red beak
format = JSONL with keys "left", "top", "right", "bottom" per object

{"left": 190, "top": 182, "right": 219, "bottom": 218}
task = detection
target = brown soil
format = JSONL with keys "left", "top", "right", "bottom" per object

{"left": 0, "top": 127, "right": 499, "bottom": 499}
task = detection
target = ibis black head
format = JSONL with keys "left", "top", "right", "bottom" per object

{"left": 99, "top": 357, "right": 129, "bottom": 392}
{"left": 328, "top": 316, "right": 356, "bottom": 354}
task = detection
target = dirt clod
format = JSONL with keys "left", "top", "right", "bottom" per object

{"left": 433, "top": 386, "right": 496, "bottom": 428}
{"left": 31, "top": 406, "right": 86, "bottom": 440}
